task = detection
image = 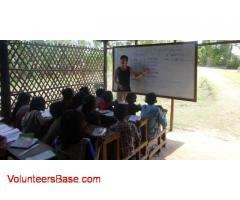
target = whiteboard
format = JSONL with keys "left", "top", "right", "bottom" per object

{"left": 113, "top": 42, "right": 197, "bottom": 101}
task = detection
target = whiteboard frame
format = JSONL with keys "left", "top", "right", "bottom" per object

{"left": 112, "top": 41, "right": 198, "bottom": 102}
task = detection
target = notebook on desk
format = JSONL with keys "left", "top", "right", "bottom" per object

{"left": 0, "top": 125, "right": 21, "bottom": 143}
{"left": 91, "top": 127, "right": 107, "bottom": 137}
{"left": 10, "top": 137, "right": 39, "bottom": 149}
{"left": 128, "top": 115, "right": 141, "bottom": 122}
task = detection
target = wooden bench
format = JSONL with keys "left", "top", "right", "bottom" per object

{"left": 147, "top": 127, "right": 167, "bottom": 159}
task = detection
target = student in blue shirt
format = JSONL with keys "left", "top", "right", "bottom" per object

{"left": 141, "top": 93, "right": 167, "bottom": 139}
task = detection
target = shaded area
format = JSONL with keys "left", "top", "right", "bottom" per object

{"left": 152, "top": 139, "right": 184, "bottom": 160}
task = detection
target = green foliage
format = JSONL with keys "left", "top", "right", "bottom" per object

{"left": 198, "top": 42, "right": 240, "bottom": 69}
{"left": 227, "top": 54, "right": 240, "bottom": 69}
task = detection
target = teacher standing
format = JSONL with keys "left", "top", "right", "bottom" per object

{"left": 114, "top": 55, "right": 149, "bottom": 102}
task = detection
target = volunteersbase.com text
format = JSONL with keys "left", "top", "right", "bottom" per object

{"left": 6, "top": 175, "right": 101, "bottom": 184}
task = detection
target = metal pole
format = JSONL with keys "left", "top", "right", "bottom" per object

{"left": 103, "top": 40, "right": 108, "bottom": 90}
{"left": 0, "top": 40, "right": 11, "bottom": 124}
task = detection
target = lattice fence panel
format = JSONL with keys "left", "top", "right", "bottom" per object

{"left": 7, "top": 41, "right": 104, "bottom": 109}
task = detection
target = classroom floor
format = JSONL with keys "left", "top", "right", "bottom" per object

{"left": 152, "top": 129, "right": 240, "bottom": 160}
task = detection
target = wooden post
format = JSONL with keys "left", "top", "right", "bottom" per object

{"left": 103, "top": 40, "right": 108, "bottom": 90}
{"left": 0, "top": 40, "right": 11, "bottom": 124}
{"left": 135, "top": 40, "right": 138, "bottom": 45}
{"left": 169, "top": 98, "right": 174, "bottom": 132}
{"left": 169, "top": 40, "right": 177, "bottom": 132}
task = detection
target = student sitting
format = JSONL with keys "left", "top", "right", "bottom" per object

{"left": 61, "top": 88, "right": 74, "bottom": 110}
{"left": 70, "top": 91, "right": 86, "bottom": 110}
{"left": 95, "top": 88, "right": 105, "bottom": 108}
{"left": 79, "top": 86, "right": 90, "bottom": 96}
{"left": 141, "top": 93, "right": 167, "bottom": 140}
{"left": 11, "top": 92, "right": 31, "bottom": 130}
{"left": 98, "top": 90, "right": 114, "bottom": 110}
{"left": 22, "top": 97, "right": 51, "bottom": 139}
{"left": 58, "top": 110, "right": 95, "bottom": 160}
{"left": 126, "top": 93, "right": 141, "bottom": 115}
{"left": 42, "top": 101, "right": 65, "bottom": 145}
{"left": 80, "top": 95, "right": 101, "bottom": 126}
{"left": 110, "top": 104, "right": 141, "bottom": 158}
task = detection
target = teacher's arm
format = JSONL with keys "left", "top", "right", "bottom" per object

{"left": 130, "top": 67, "right": 149, "bottom": 80}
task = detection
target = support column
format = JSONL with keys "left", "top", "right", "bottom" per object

{"left": 0, "top": 40, "right": 11, "bottom": 124}
{"left": 103, "top": 40, "right": 108, "bottom": 90}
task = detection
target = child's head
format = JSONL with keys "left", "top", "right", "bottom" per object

{"left": 61, "top": 88, "right": 74, "bottom": 102}
{"left": 79, "top": 86, "right": 90, "bottom": 95}
{"left": 49, "top": 101, "right": 65, "bottom": 119}
{"left": 30, "top": 96, "right": 45, "bottom": 111}
{"left": 96, "top": 88, "right": 105, "bottom": 98}
{"left": 16, "top": 92, "right": 31, "bottom": 106}
{"left": 71, "top": 91, "right": 86, "bottom": 109}
{"left": 120, "top": 55, "right": 128, "bottom": 69}
{"left": 145, "top": 93, "right": 157, "bottom": 105}
{"left": 126, "top": 93, "right": 137, "bottom": 104}
{"left": 102, "top": 91, "right": 113, "bottom": 104}
{"left": 114, "top": 104, "right": 128, "bottom": 121}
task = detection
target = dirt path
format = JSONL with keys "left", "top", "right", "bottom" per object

{"left": 200, "top": 67, "right": 240, "bottom": 104}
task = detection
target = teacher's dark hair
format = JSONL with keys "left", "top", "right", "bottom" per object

{"left": 120, "top": 55, "right": 128, "bottom": 61}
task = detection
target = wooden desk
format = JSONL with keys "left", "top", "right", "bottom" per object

{"left": 85, "top": 124, "right": 120, "bottom": 160}
{"left": 7, "top": 141, "right": 55, "bottom": 160}
{"left": 101, "top": 131, "right": 120, "bottom": 160}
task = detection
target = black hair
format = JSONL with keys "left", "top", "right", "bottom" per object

{"left": 82, "top": 95, "right": 96, "bottom": 113}
{"left": 30, "top": 96, "right": 46, "bottom": 111}
{"left": 71, "top": 91, "right": 86, "bottom": 109}
{"left": 96, "top": 88, "right": 105, "bottom": 98}
{"left": 79, "top": 86, "right": 90, "bottom": 95}
{"left": 145, "top": 93, "right": 157, "bottom": 105}
{"left": 11, "top": 92, "right": 31, "bottom": 121}
{"left": 120, "top": 55, "right": 128, "bottom": 61}
{"left": 49, "top": 101, "right": 65, "bottom": 119}
{"left": 114, "top": 104, "right": 128, "bottom": 121}
{"left": 126, "top": 93, "right": 137, "bottom": 104}
{"left": 102, "top": 91, "right": 113, "bottom": 104}
{"left": 60, "top": 110, "right": 85, "bottom": 149}
{"left": 61, "top": 88, "right": 74, "bottom": 101}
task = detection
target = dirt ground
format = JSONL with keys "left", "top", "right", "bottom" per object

{"left": 152, "top": 129, "right": 240, "bottom": 160}
{"left": 153, "top": 67, "right": 240, "bottom": 160}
